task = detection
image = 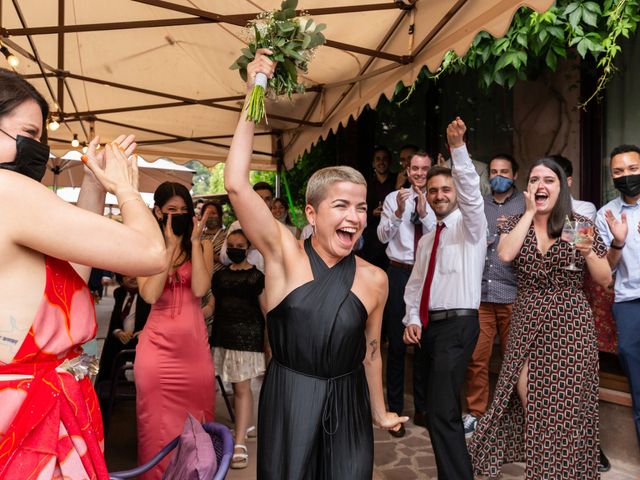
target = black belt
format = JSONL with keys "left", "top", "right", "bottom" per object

{"left": 389, "top": 260, "right": 413, "bottom": 270}
{"left": 428, "top": 308, "right": 478, "bottom": 322}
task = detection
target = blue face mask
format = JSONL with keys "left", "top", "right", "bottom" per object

{"left": 489, "top": 175, "right": 514, "bottom": 194}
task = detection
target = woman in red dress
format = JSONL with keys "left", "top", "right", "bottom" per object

{"left": 0, "top": 68, "right": 166, "bottom": 479}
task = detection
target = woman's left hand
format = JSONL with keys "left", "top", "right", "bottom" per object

{"left": 575, "top": 228, "right": 595, "bottom": 258}
{"left": 191, "top": 209, "right": 209, "bottom": 243}
{"left": 373, "top": 411, "right": 409, "bottom": 431}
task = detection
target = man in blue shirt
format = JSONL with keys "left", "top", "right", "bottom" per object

{"left": 596, "top": 144, "right": 640, "bottom": 449}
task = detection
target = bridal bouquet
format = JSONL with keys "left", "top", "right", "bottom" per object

{"left": 230, "top": 0, "right": 326, "bottom": 123}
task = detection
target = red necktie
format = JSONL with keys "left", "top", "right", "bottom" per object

{"left": 413, "top": 198, "right": 423, "bottom": 260}
{"left": 419, "top": 223, "right": 445, "bottom": 329}
{"left": 120, "top": 293, "right": 135, "bottom": 322}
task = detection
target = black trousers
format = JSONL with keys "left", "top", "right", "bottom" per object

{"left": 420, "top": 313, "right": 479, "bottom": 480}
{"left": 385, "top": 265, "right": 427, "bottom": 415}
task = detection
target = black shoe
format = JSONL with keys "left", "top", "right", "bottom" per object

{"left": 389, "top": 423, "right": 406, "bottom": 438}
{"left": 414, "top": 411, "right": 427, "bottom": 428}
{"left": 599, "top": 448, "right": 611, "bottom": 472}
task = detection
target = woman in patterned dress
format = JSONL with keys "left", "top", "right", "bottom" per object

{"left": 0, "top": 68, "right": 166, "bottom": 479}
{"left": 469, "top": 158, "right": 612, "bottom": 479}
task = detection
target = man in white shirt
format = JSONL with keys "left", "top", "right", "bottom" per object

{"left": 403, "top": 118, "right": 486, "bottom": 479}
{"left": 377, "top": 149, "right": 436, "bottom": 436}
{"left": 550, "top": 154, "right": 597, "bottom": 220}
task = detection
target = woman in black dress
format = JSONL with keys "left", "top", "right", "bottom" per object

{"left": 224, "top": 50, "right": 407, "bottom": 480}
{"left": 211, "top": 229, "right": 266, "bottom": 469}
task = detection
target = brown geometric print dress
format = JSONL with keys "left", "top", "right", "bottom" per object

{"left": 469, "top": 213, "right": 607, "bottom": 479}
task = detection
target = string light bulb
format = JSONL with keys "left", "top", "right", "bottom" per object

{"left": 48, "top": 117, "right": 60, "bottom": 131}
{"left": 0, "top": 46, "right": 19, "bottom": 68}
{"left": 71, "top": 134, "right": 80, "bottom": 148}
{"left": 82, "top": 145, "right": 88, "bottom": 154}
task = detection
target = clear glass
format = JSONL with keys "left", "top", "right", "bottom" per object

{"left": 561, "top": 220, "right": 592, "bottom": 271}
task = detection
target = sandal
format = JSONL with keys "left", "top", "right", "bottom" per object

{"left": 231, "top": 444, "right": 248, "bottom": 469}
{"left": 246, "top": 425, "right": 257, "bottom": 439}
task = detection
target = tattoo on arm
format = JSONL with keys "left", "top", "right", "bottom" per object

{"left": 369, "top": 339, "right": 378, "bottom": 360}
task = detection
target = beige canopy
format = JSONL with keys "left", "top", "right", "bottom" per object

{"left": 1, "top": 0, "right": 553, "bottom": 170}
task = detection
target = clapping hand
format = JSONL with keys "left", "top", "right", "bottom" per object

{"left": 82, "top": 135, "right": 139, "bottom": 195}
{"left": 395, "top": 188, "right": 412, "bottom": 218}
{"left": 604, "top": 209, "right": 628, "bottom": 246}
{"left": 413, "top": 185, "right": 428, "bottom": 219}
{"left": 191, "top": 208, "right": 209, "bottom": 243}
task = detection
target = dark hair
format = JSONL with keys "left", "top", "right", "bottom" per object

{"left": 426, "top": 165, "right": 451, "bottom": 182}
{"left": 548, "top": 154, "right": 573, "bottom": 178}
{"left": 610, "top": 144, "right": 640, "bottom": 162}
{"left": 201, "top": 201, "right": 223, "bottom": 220}
{"left": 399, "top": 144, "right": 419, "bottom": 153}
{"left": 153, "top": 182, "right": 195, "bottom": 260}
{"left": 489, "top": 153, "right": 519, "bottom": 175}
{"left": 272, "top": 197, "right": 294, "bottom": 225}
{"left": 252, "top": 181, "right": 273, "bottom": 194}
{"left": 410, "top": 149, "right": 432, "bottom": 166}
{"left": 528, "top": 158, "right": 572, "bottom": 238}
{"left": 227, "top": 228, "right": 250, "bottom": 247}
{"left": 0, "top": 68, "right": 49, "bottom": 131}
{"left": 115, "top": 273, "right": 124, "bottom": 284}
{"left": 373, "top": 145, "right": 391, "bottom": 159}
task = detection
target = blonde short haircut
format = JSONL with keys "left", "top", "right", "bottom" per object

{"left": 305, "top": 166, "right": 367, "bottom": 209}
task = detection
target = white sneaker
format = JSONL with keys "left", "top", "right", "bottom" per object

{"left": 462, "top": 414, "right": 477, "bottom": 438}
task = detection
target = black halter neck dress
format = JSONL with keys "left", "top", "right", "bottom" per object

{"left": 257, "top": 238, "right": 373, "bottom": 479}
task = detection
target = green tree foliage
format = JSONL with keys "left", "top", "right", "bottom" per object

{"left": 424, "top": 0, "right": 640, "bottom": 106}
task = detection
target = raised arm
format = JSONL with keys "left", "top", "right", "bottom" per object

{"left": 224, "top": 50, "right": 285, "bottom": 261}
{"left": 377, "top": 190, "right": 407, "bottom": 243}
{"left": 4, "top": 142, "right": 165, "bottom": 276}
{"left": 73, "top": 134, "right": 137, "bottom": 281}
{"left": 446, "top": 118, "right": 486, "bottom": 243}
{"left": 190, "top": 210, "right": 212, "bottom": 298}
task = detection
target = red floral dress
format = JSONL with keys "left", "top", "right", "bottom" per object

{"left": 0, "top": 257, "right": 108, "bottom": 479}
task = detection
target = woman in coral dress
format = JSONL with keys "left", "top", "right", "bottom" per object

{"left": 0, "top": 68, "right": 166, "bottom": 479}
{"left": 135, "top": 182, "right": 215, "bottom": 480}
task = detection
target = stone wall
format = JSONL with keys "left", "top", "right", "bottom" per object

{"left": 512, "top": 58, "right": 581, "bottom": 194}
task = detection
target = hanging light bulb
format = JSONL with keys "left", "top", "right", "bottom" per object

{"left": 71, "top": 134, "right": 80, "bottom": 148}
{"left": 96, "top": 144, "right": 102, "bottom": 150}
{"left": 48, "top": 117, "right": 60, "bottom": 131}
{"left": 0, "top": 46, "right": 19, "bottom": 68}
{"left": 82, "top": 145, "right": 88, "bottom": 154}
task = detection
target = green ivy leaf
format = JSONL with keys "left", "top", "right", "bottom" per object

{"left": 568, "top": 5, "right": 583, "bottom": 29}
{"left": 545, "top": 49, "right": 558, "bottom": 70}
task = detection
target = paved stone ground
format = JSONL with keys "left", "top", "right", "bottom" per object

{"left": 96, "top": 293, "right": 640, "bottom": 479}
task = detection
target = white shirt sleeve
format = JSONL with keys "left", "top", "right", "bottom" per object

{"left": 402, "top": 241, "right": 426, "bottom": 327}
{"left": 451, "top": 145, "right": 487, "bottom": 243}
{"left": 377, "top": 191, "right": 402, "bottom": 244}
{"left": 595, "top": 206, "right": 613, "bottom": 246}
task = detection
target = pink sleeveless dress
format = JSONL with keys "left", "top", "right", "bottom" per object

{"left": 0, "top": 256, "right": 108, "bottom": 479}
{"left": 134, "top": 261, "right": 215, "bottom": 480}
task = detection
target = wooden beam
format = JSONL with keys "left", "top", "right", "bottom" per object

{"left": 57, "top": 0, "right": 64, "bottom": 113}
{"left": 412, "top": 0, "right": 468, "bottom": 57}
{"left": 95, "top": 117, "right": 276, "bottom": 157}
{"left": 63, "top": 72, "right": 322, "bottom": 126}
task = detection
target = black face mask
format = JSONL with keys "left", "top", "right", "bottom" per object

{"left": 0, "top": 128, "right": 50, "bottom": 182}
{"left": 227, "top": 248, "right": 247, "bottom": 264}
{"left": 162, "top": 213, "right": 192, "bottom": 237}
{"left": 613, "top": 174, "right": 640, "bottom": 199}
